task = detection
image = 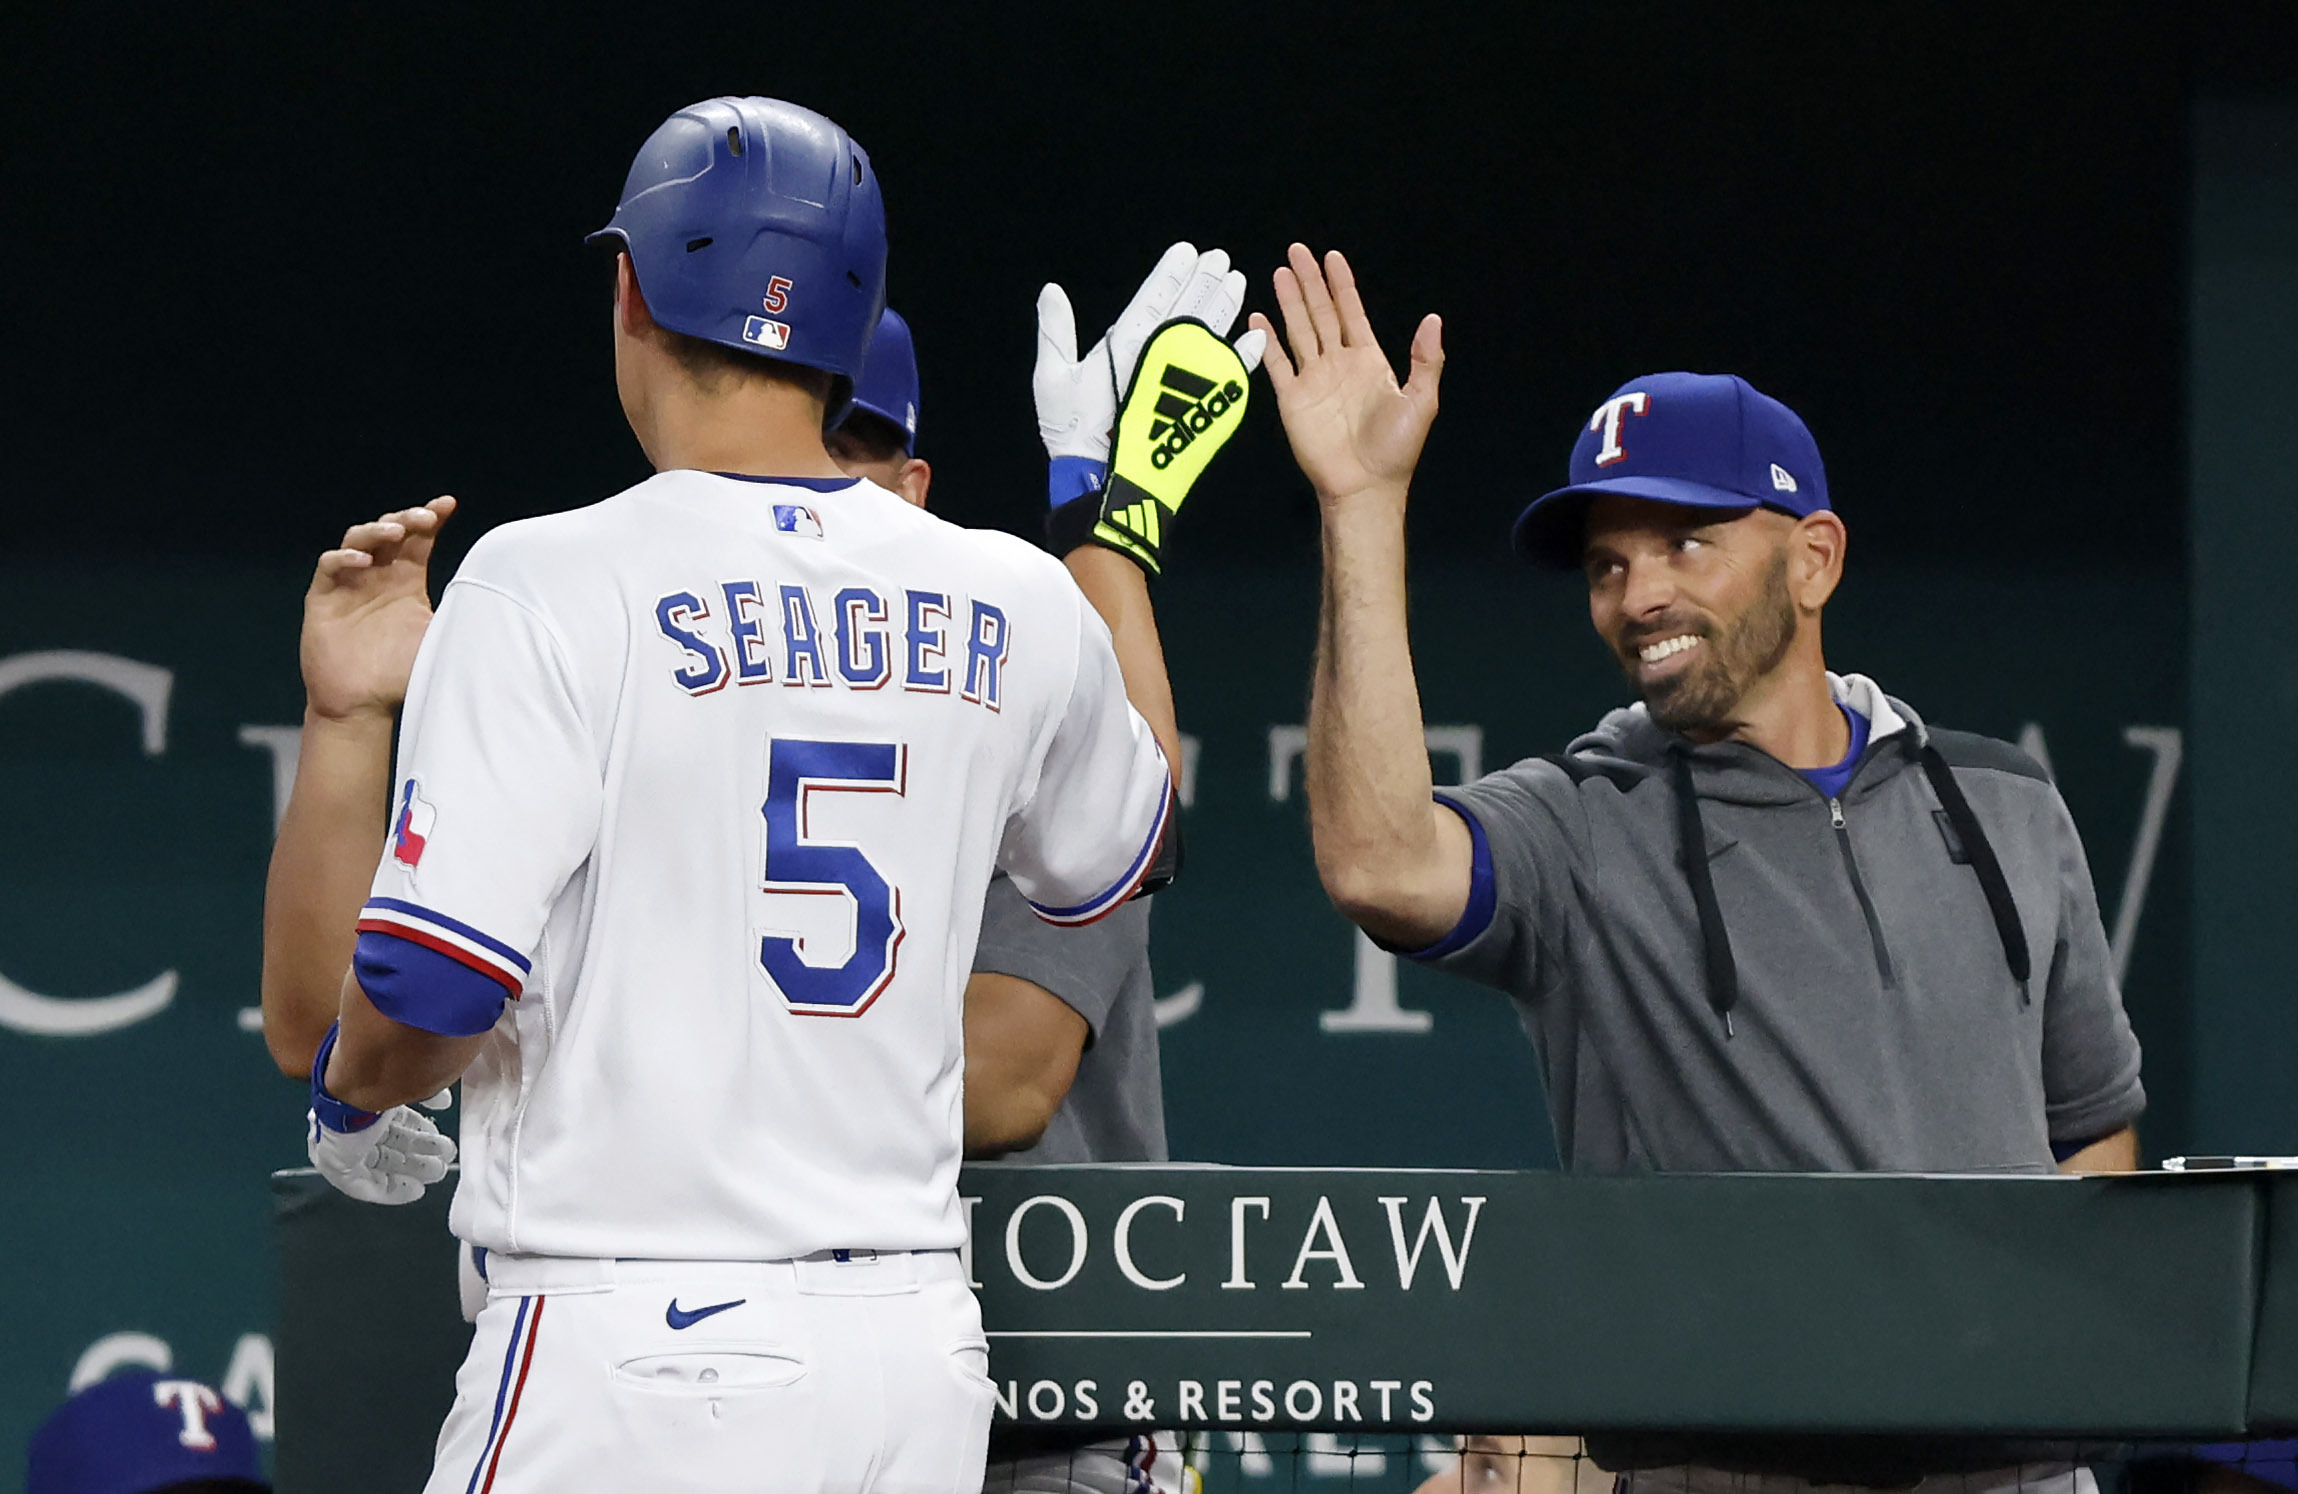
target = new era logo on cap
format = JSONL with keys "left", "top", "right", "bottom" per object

{"left": 1510, "top": 371, "right": 1831, "bottom": 568}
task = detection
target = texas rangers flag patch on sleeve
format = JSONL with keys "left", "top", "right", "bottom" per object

{"left": 392, "top": 779, "right": 436, "bottom": 868}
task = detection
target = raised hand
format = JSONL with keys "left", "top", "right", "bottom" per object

{"left": 1250, "top": 245, "right": 1443, "bottom": 508}
{"left": 301, "top": 497, "right": 456, "bottom": 722}
{"left": 1034, "top": 243, "right": 1267, "bottom": 507}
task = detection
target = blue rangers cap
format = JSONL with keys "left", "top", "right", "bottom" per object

{"left": 26, "top": 1371, "right": 267, "bottom": 1494}
{"left": 1511, "top": 371, "right": 1830, "bottom": 568}
{"left": 837, "top": 307, "right": 920, "bottom": 453}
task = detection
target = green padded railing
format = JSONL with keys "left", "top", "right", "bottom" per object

{"left": 272, "top": 1167, "right": 2297, "bottom": 1493}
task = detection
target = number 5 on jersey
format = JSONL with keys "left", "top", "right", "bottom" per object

{"left": 758, "top": 738, "right": 906, "bottom": 1016}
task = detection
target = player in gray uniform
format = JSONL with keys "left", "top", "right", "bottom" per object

{"left": 822, "top": 305, "right": 1165, "bottom": 1177}
{"left": 971, "top": 878, "right": 1163, "bottom": 1165}
{"left": 972, "top": 884, "right": 1171, "bottom": 1492}
{"left": 829, "top": 261, "right": 1234, "bottom": 1491}
{"left": 836, "top": 254, "right": 1243, "bottom": 1491}
{"left": 824, "top": 280, "right": 1186, "bottom": 1494}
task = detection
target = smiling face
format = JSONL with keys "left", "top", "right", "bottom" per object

{"left": 1582, "top": 495, "right": 1838, "bottom": 738}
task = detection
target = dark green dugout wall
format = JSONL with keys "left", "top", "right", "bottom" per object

{"left": 2190, "top": 97, "right": 2298, "bottom": 1155}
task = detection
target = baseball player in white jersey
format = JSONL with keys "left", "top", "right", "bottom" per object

{"left": 266, "top": 245, "right": 1259, "bottom": 1489}
{"left": 262, "top": 261, "right": 1255, "bottom": 1173}
{"left": 293, "top": 98, "right": 1175, "bottom": 1493}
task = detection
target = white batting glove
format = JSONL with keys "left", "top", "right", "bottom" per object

{"left": 1034, "top": 242, "right": 1266, "bottom": 506}
{"left": 307, "top": 1100, "right": 456, "bottom": 1206}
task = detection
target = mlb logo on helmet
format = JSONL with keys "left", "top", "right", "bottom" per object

{"left": 585, "top": 97, "right": 887, "bottom": 427}
{"left": 392, "top": 779, "right": 436, "bottom": 868}
{"left": 26, "top": 1370, "right": 267, "bottom": 1494}
{"left": 774, "top": 504, "right": 824, "bottom": 539}
{"left": 1510, "top": 371, "right": 1830, "bottom": 568}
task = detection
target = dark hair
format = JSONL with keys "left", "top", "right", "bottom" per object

{"left": 824, "top": 408, "right": 908, "bottom": 465}
{"left": 659, "top": 328, "right": 833, "bottom": 401}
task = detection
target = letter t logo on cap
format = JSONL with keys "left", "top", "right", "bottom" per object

{"left": 153, "top": 1381, "right": 223, "bottom": 1450}
{"left": 1590, "top": 391, "right": 1650, "bottom": 467}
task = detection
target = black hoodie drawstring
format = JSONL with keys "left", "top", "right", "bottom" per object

{"left": 1668, "top": 736, "right": 2033, "bottom": 1036}
{"left": 1917, "top": 742, "right": 2033, "bottom": 1002}
{"left": 1669, "top": 747, "right": 1740, "bottom": 1037}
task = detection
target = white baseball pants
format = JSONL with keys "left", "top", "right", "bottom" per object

{"left": 423, "top": 1249, "right": 992, "bottom": 1494}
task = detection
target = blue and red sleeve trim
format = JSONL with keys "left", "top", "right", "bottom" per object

{"left": 1026, "top": 783, "right": 1174, "bottom": 928}
{"left": 355, "top": 898, "right": 531, "bottom": 1038}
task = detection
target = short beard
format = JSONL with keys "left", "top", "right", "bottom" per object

{"left": 1634, "top": 548, "right": 1799, "bottom": 737}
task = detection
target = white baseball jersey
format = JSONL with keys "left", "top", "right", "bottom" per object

{"left": 357, "top": 471, "right": 1170, "bottom": 1261}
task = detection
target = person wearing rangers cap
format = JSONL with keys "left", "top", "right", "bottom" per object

{"left": 1253, "top": 244, "right": 2144, "bottom": 1492}
{"left": 26, "top": 1371, "right": 267, "bottom": 1494}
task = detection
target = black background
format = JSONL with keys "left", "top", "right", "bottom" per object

{"left": 8, "top": 1, "right": 2287, "bottom": 573}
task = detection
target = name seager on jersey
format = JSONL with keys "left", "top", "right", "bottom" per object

{"left": 354, "top": 472, "right": 1169, "bottom": 1262}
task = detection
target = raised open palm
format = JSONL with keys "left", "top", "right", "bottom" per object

{"left": 1251, "top": 245, "right": 1443, "bottom": 505}
{"left": 301, "top": 497, "right": 456, "bottom": 721}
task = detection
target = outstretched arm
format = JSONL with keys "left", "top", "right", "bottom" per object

{"left": 952, "top": 247, "right": 1262, "bottom": 1151}
{"left": 1060, "top": 547, "right": 1180, "bottom": 789}
{"left": 1034, "top": 242, "right": 1263, "bottom": 789}
{"left": 260, "top": 498, "right": 456, "bottom": 1076}
{"left": 1254, "top": 246, "right": 1471, "bottom": 949}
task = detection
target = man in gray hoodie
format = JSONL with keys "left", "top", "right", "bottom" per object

{"left": 1248, "top": 246, "right": 2141, "bottom": 1488}
{"left": 1249, "top": 242, "right": 2141, "bottom": 1175}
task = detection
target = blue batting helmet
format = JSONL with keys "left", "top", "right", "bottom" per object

{"left": 589, "top": 97, "right": 888, "bottom": 420}
{"left": 838, "top": 307, "right": 920, "bottom": 453}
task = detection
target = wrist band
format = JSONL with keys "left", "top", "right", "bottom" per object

{"left": 1047, "top": 455, "right": 1107, "bottom": 509}
{"left": 1044, "top": 493, "right": 1105, "bottom": 560}
{"left": 309, "top": 1021, "right": 380, "bottom": 1134}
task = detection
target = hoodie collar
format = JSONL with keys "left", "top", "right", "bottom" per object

{"left": 1827, "top": 671, "right": 1915, "bottom": 746}
{"left": 1566, "top": 671, "right": 1926, "bottom": 806}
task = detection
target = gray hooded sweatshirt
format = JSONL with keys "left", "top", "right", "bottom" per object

{"left": 1411, "top": 673, "right": 2144, "bottom": 1175}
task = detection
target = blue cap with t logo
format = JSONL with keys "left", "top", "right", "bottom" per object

{"left": 26, "top": 1370, "right": 266, "bottom": 1493}
{"left": 1511, "top": 371, "right": 1830, "bottom": 568}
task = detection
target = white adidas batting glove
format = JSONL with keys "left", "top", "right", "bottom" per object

{"left": 306, "top": 1090, "right": 456, "bottom": 1207}
{"left": 1034, "top": 242, "right": 1266, "bottom": 507}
